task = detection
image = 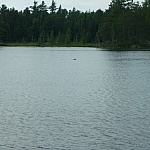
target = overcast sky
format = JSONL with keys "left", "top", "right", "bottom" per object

{"left": 0, "top": 0, "right": 143, "bottom": 12}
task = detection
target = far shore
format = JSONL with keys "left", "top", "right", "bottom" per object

{"left": 1, "top": 42, "right": 150, "bottom": 51}
{"left": 0, "top": 42, "right": 98, "bottom": 48}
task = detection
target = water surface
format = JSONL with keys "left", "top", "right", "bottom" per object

{"left": 0, "top": 47, "right": 150, "bottom": 149}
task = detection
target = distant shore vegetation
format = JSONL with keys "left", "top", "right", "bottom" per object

{"left": 0, "top": 0, "right": 150, "bottom": 48}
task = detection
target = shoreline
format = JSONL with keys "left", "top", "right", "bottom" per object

{"left": 1, "top": 43, "right": 150, "bottom": 51}
{"left": 0, "top": 42, "right": 98, "bottom": 48}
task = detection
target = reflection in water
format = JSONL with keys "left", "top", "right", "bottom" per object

{"left": 0, "top": 47, "right": 150, "bottom": 149}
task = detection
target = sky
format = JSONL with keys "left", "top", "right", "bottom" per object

{"left": 0, "top": 0, "right": 143, "bottom": 12}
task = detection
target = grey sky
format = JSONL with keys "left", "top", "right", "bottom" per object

{"left": 0, "top": 0, "right": 143, "bottom": 12}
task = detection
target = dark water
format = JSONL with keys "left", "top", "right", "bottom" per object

{"left": 0, "top": 47, "right": 150, "bottom": 150}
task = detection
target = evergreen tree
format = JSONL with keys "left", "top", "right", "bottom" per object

{"left": 38, "top": 30, "right": 45, "bottom": 44}
{"left": 30, "top": 1, "right": 39, "bottom": 13}
{"left": 49, "top": 0, "right": 57, "bottom": 13}
{"left": 65, "top": 28, "right": 71, "bottom": 44}
{"left": 38, "top": 1, "right": 47, "bottom": 12}
{"left": 1, "top": 0, "right": 150, "bottom": 48}
{"left": 49, "top": 30, "right": 55, "bottom": 44}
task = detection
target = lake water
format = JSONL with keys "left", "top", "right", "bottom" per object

{"left": 0, "top": 47, "right": 150, "bottom": 150}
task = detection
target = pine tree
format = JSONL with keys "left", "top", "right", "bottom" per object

{"left": 65, "top": 28, "right": 71, "bottom": 44}
{"left": 49, "top": 0, "right": 57, "bottom": 13}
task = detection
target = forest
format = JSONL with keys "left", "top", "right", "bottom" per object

{"left": 0, "top": 0, "right": 150, "bottom": 48}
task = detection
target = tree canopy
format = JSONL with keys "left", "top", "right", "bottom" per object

{"left": 0, "top": 0, "right": 150, "bottom": 48}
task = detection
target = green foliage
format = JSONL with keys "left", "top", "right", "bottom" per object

{"left": 49, "top": 30, "right": 55, "bottom": 44}
{"left": 49, "top": 0, "right": 57, "bottom": 13}
{"left": 1, "top": 0, "right": 150, "bottom": 48}
{"left": 98, "top": 0, "right": 149, "bottom": 48}
{"left": 65, "top": 28, "right": 71, "bottom": 44}
{"left": 38, "top": 30, "right": 45, "bottom": 44}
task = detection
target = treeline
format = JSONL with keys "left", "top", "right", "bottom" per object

{"left": 0, "top": 0, "right": 150, "bottom": 48}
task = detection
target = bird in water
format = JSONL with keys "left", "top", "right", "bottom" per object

{"left": 73, "top": 58, "right": 76, "bottom": 60}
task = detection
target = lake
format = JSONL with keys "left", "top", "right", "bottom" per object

{"left": 0, "top": 47, "right": 150, "bottom": 150}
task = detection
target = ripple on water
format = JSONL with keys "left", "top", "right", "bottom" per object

{"left": 0, "top": 47, "right": 150, "bottom": 149}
